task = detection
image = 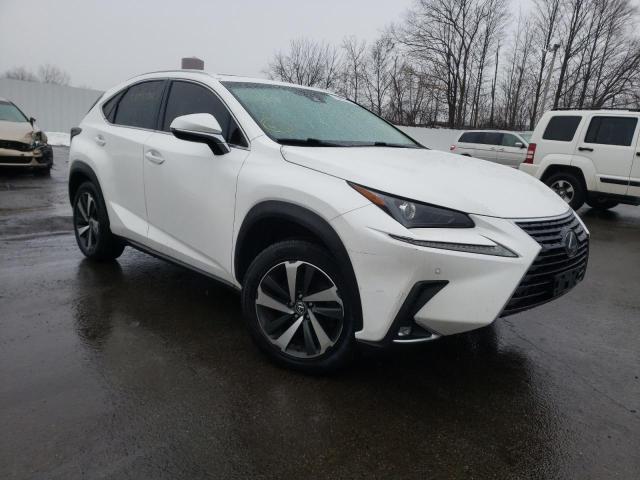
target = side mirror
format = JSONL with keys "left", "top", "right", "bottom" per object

{"left": 170, "top": 113, "right": 230, "bottom": 155}
{"left": 514, "top": 142, "right": 524, "bottom": 149}
{"left": 29, "top": 117, "right": 36, "bottom": 126}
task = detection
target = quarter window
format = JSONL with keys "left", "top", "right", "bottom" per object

{"left": 501, "top": 133, "right": 521, "bottom": 147}
{"left": 542, "top": 116, "right": 582, "bottom": 142}
{"left": 102, "top": 91, "right": 124, "bottom": 123}
{"left": 584, "top": 116, "right": 638, "bottom": 146}
{"left": 162, "top": 81, "right": 247, "bottom": 147}
{"left": 113, "top": 81, "right": 165, "bottom": 130}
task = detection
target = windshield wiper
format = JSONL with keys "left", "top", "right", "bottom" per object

{"left": 277, "top": 138, "right": 342, "bottom": 147}
{"left": 370, "top": 142, "right": 421, "bottom": 148}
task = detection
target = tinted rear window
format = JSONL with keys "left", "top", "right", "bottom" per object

{"left": 542, "top": 116, "right": 582, "bottom": 141}
{"left": 585, "top": 116, "right": 637, "bottom": 146}
{"left": 114, "top": 81, "right": 165, "bottom": 129}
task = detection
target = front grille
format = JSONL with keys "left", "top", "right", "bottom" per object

{"left": 0, "top": 140, "right": 31, "bottom": 152}
{"left": 501, "top": 211, "right": 589, "bottom": 317}
{"left": 0, "top": 156, "right": 32, "bottom": 164}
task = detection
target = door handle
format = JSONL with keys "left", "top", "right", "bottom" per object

{"left": 95, "top": 135, "right": 106, "bottom": 147}
{"left": 497, "top": 148, "right": 505, "bottom": 152}
{"left": 145, "top": 150, "right": 165, "bottom": 165}
{"left": 578, "top": 147, "right": 594, "bottom": 152}
{"left": 636, "top": 152, "right": 640, "bottom": 157}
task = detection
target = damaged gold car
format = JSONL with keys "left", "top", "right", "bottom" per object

{"left": 0, "top": 98, "right": 53, "bottom": 175}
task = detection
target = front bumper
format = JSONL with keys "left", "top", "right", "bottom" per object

{"left": 0, "top": 145, "right": 53, "bottom": 168}
{"left": 331, "top": 205, "right": 587, "bottom": 343}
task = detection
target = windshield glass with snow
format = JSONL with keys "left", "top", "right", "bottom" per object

{"left": 221, "top": 82, "right": 420, "bottom": 148}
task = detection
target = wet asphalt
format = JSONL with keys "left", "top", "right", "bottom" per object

{"left": 0, "top": 147, "right": 639, "bottom": 479}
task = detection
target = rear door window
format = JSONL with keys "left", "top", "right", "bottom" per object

{"left": 162, "top": 81, "right": 247, "bottom": 147}
{"left": 482, "top": 132, "right": 502, "bottom": 145}
{"left": 113, "top": 81, "right": 165, "bottom": 130}
{"left": 584, "top": 116, "right": 638, "bottom": 146}
{"left": 542, "top": 116, "right": 582, "bottom": 141}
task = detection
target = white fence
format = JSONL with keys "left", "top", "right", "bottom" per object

{"left": 0, "top": 79, "right": 103, "bottom": 132}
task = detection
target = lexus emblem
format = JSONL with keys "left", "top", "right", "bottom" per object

{"left": 563, "top": 229, "right": 579, "bottom": 258}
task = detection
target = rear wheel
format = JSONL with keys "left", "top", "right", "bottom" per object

{"left": 73, "top": 181, "right": 125, "bottom": 261}
{"left": 586, "top": 197, "right": 619, "bottom": 210}
{"left": 545, "top": 171, "right": 586, "bottom": 210}
{"left": 241, "top": 240, "right": 356, "bottom": 373}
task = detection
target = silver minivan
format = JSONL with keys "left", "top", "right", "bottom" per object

{"left": 450, "top": 130, "right": 531, "bottom": 168}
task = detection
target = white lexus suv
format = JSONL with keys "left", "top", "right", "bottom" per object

{"left": 68, "top": 71, "right": 589, "bottom": 372}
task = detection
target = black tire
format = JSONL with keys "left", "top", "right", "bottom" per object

{"left": 544, "top": 171, "right": 586, "bottom": 210}
{"left": 72, "top": 181, "right": 125, "bottom": 261}
{"left": 586, "top": 197, "right": 619, "bottom": 210}
{"left": 241, "top": 240, "right": 357, "bottom": 374}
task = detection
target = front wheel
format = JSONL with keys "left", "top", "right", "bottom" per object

{"left": 73, "top": 181, "right": 125, "bottom": 261}
{"left": 241, "top": 241, "right": 356, "bottom": 373}
{"left": 545, "top": 171, "right": 586, "bottom": 210}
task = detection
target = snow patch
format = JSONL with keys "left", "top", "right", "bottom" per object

{"left": 46, "top": 132, "right": 71, "bottom": 147}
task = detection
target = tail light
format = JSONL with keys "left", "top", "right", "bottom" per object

{"left": 449, "top": 145, "right": 456, "bottom": 151}
{"left": 524, "top": 143, "right": 536, "bottom": 164}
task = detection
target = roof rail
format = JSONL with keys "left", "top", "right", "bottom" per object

{"left": 550, "top": 107, "right": 640, "bottom": 112}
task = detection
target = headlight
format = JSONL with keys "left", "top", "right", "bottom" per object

{"left": 349, "top": 183, "right": 474, "bottom": 228}
{"left": 31, "top": 131, "right": 43, "bottom": 148}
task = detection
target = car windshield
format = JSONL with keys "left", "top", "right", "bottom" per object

{"left": 221, "top": 82, "right": 421, "bottom": 148}
{"left": 518, "top": 132, "right": 532, "bottom": 143}
{"left": 0, "top": 101, "right": 28, "bottom": 122}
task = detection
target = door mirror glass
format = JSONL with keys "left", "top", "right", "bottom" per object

{"left": 170, "top": 113, "right": 230, "bottom": 155}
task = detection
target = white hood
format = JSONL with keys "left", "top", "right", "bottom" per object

{"left": 281, "top": 146, "right": 569, "bottom": 219}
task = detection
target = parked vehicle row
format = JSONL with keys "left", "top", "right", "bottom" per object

{"left": 520, "top": 110, "right": 640, "bottom": 210}
{"left": 452, "top": 110, "right": 640, "bottom": 211}
{"left": 68, "top": 71, "right": 588, "bottom": 372}
{"left": 0, "top": 98, "right": 53, "bottom": 175}
{"left": 450, "top": 130, "right": 531, "bottom": 168}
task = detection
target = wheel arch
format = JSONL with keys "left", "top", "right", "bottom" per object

{"left": 541, "top": 164, "right": 588, "bottom": 191}
{"left": 68, "top": 161, "right": 113, "bottom": 229}
{"left": 69, "top": 161, "right": 102, "bottom": 204}
{"left": 234, "top": 201, "right": 362, "bottom": 330}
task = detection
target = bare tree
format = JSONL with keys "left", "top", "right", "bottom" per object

{"left": 37, "top": 64, "right": 71, "bottom": 85}
{"left": 266, "top": 38, "right": 340, "bottom": 88}
{"left": 341, "top": 36, "right": 367, "bottom": 102}
{"left": 529, "top": 0, "right": 562, "bottom": 127}
{"left": 362, "top": 35, "right": 395, "bottom": 115}
{"left": 3, "top": 66, "right": 37, "bottom": 82}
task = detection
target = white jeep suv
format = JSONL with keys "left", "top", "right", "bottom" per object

{"left": 68, "top": 71, "right": 589, "bottom": 372}
{"left": 520, "top": 109, "right": 640, "bottom": 210}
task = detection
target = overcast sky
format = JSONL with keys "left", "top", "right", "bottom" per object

{"left": 0, "top": 0, "right": 415, "bottom": 91}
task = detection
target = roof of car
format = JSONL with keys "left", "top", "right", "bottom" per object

{"left": 128, "top": 70, "right": 330, "bottom": 93}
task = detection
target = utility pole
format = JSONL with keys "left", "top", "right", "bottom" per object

{"left": 539, "top": 43, "right": 560, "bottom": 121}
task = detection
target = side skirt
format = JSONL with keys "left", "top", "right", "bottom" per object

{"left": 124, "top": 237, "right": 241, "bottom": 292}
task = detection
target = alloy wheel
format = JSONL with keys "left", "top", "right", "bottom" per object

{"left": 255, "top": 260, "right": 344, "bottom": 359}
{"left": 550, "top": 179, "right": 575, "bottom": 203}
{"left": 75, "top": 192, "right": 100, "bottom": 251}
